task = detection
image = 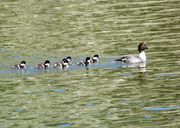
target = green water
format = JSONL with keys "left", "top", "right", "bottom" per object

{"left": 0, "top": 0, "right": 180, "bottom": 128}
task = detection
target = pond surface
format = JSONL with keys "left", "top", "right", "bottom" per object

{"left": 0, "top": 0, "right": 180, "bottom": 128}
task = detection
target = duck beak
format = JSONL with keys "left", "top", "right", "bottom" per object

{"left": 145, "top": 45, "right": 149, "bottom": 49}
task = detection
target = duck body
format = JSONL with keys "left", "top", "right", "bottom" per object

{"left": 116, "top": 51, "right": 146, "bottom": 63}
{"left": 12, "top": 61, "right": 26, "bottom": 69}
{"left": 61, "top": 58, "right": 69, "bottom": 69}
{"left": 77, "top": 57, "right": 91, "bottom": 67}
{"left": 53, "top": 58, "right": 69, "bottom": 69}
{"left": 115, "top": 42, "right": 148, "bottom": 64}
{"left": 91, "top": 54, "right": 99, "bottom": 63}
{"left": 53, "top": 62, "right": 63, "bottom": 69}
{"left": 35, "top": 60, "right": 51, "bottom": 69}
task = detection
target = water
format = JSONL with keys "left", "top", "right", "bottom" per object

{"left": 0, "top": 0, "right": 180, "bottom": 127}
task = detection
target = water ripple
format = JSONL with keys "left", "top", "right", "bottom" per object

{"left": 144, "top": 106, "right": 180, "bottom": 111}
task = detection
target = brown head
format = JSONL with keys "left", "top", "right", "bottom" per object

{"left": 138, "top": 42, "right": 149, "bottom": 53}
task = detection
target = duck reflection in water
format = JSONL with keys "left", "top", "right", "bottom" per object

{"left": 138, "top": 63, "right": 149, "bottom": 79}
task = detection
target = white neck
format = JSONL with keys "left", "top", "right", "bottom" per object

{"left": 20, "top": 64, "right": 26, "bottom": 68}
{"left": 45, "top": 63, "right": 50, "bottom": 67}
{"left": 139, "top": 51, "right": 146, "bottom": 62}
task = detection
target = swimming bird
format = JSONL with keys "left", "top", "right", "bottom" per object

{"left": 53, "top": 61, "right": 63, "bottom": 69}
{"left": 66, "top": 56, "right": 72, "bottom": 63}
{"left": 115, "top": 42, "right": 149, "bottom": 63}
{"left": 53, "top": 58, "right": 70, "bottom": 69}
{"left": 12, "top": 61, "right": 26, "bottom": 69}
{"left": 61, "top": 58, "right": 69, "bottom": 69}
{"left": 77, "top": 57, "right": 92, "bottom": 66}
{"left": 35, "top": 60, "right": 51, "bottom": 69}
{"left": 91, "top": 54, "right": 99, "bottom": 63}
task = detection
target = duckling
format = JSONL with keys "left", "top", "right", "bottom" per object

{"left": 12, "top": 61, "right": 26, "bottom": 69}
{"left": 77, "top": 57, "right": 92, "bottom": 66}
{"left": 35, "top": 60, "right": 51, "bottom": 69}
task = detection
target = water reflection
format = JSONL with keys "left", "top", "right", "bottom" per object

{"left": 114, "top": 61, "right": 149, "bottom": 79}
{"left": 137, "top": 70, "right": 149, "bottom": 80}
{"left": 10, "top": 68, "right": 27, "bottom": 75}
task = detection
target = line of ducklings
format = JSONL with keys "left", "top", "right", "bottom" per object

{"left": 11, "top": 42, "right": 149, "bottom": 70}
{"left": 11, "top": 54, "right": 99, "bottom": 70}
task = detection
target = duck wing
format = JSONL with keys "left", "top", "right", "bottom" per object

{"left": 115, "top": 55, "right": 142, "bottom": 63}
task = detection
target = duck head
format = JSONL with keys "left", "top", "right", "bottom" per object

{"left": 66, "top": 56, "right": 72, "bottom": 62}
{"left": 44, "top": 60, "right": 51, "bottom": 68}
{"left": 138, "top": 42, "right": 149, "bottom": 53}
{"left": 85, "top": 57, "right": 91, "bottom": 64}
